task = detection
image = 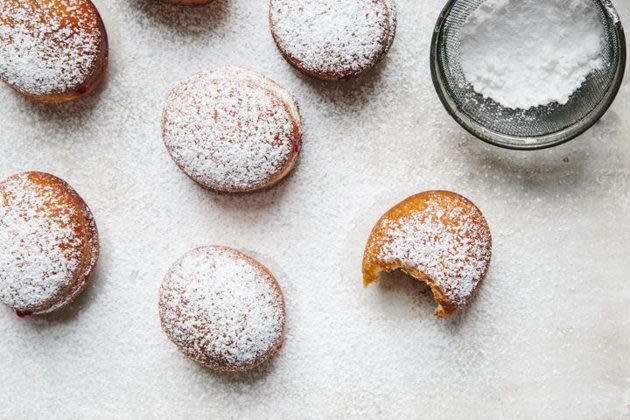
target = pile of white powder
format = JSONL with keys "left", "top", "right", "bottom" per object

{"left": 460, "top": 0, "right": 606, "bottom": 109}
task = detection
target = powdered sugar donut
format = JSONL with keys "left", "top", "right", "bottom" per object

{"left": 0, "top": 172, "right": 99, "bottom": 316}
{"left": 0, "top": 0, "right": 108, "bottom": 103}
{"left": 269, "top": 0, "right": 397, "bottom": 80}
{"left": 159, "top": 246, "right": 286, "bottom": 372}
{"left": 363, "top": 191, "right": 492, "bottom": 317}
{"left": 162, "top": 67, "right": 302, "bottom": 193}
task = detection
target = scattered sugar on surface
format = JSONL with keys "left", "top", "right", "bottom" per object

{"left": 270, "top": 0, "right": 397, "bottom": 78}
{"left": 0, "top": 0, "right": 102, "bottom": 96}
{"left": 159, "top": 246, "right": 284, "bottom": 369}
{"left": 0, "top": 0, "right": 628, "bottom": 418}
{"left": 378, "top": 196, "right": 491, "bottom": 305}
{"left": 162, "top": 67, "right": 298, "bottom": 191}
{"left": 0, "top": 174, "right": 82, "bottom": 311}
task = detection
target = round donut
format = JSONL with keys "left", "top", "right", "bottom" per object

{"left": 162, "top": 67, "right": 302, "bottom": 193}
{"left": 159, "top": 246, "right": 286, "bottom": 372}
{"left": 269, "top": 0, "right": 397, "bottom": 81}
{"left": 0, "top": 0, "right": 108, "bottom": 103}
{"left": 0, "top": 172, "right": 99, "bottom": 316}
{"left": 362, "top": 191, "right": 492, "bottom": 317}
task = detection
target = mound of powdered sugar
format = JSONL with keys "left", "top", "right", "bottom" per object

{"left": 459, "top": 0, "right": 606, "bottom": 109}
{"left": 159, "top": 246, "right": 285, "bottom": 370}
{"left": 0, "top": 174, "right": 83, "bottom": 312}
{"left": 0, "top": 0, "right": 102, "bottom": 95}
{"left": 378, "top": 196, "right": 492, "bottom": 306}
{"left": 269, "top": 0, "right": 397, "bottom": 79}
{"left": 162, "top": 67, "right": 300, "bottom": 192}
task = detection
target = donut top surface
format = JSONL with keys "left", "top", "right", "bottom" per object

{"left": 162, "top": 67, "right": 301, "bottom": 192}
{"left": 0, "top": 0, "right": 104, "bottom": 96}
{"left": 269, "top": 0, "right": 397, "bottom": 79}
{"left": 0, "top": 172, "right": 98, "bottom": 313}
{"left": 159, "top": 246, "right": 285, "bottom": 371}
{"left": 365, "top": 191, "right": 492, "bottom": 309}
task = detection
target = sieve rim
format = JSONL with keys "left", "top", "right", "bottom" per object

{"left": 430, "top": 0, "right": 627, "bottom": 151}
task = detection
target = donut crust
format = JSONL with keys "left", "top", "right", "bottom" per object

{"left": 159, "top": 246, "right": 286, "bottom": 372}
{"left": 0, "top": 0, "right": 108, "bottom": 103}
{"left": 363, "top": 191, "right": 492, "bottom": 317}
{"left": 0, "top": 172, "right": 99, "bottom": 315}
{"left": 269, "top": 0, "right": 397, "bottom": 81}
{"left": 162, "top": 67, "right": 302, "bottom": 193}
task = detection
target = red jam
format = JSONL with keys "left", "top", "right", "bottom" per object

{"left": 276, "top": 338, "right": 285, "bottom": 351}
{"left": 15, "top": 310, "right": 32, "bottom": 318}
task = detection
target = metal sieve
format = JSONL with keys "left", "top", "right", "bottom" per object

{"left": 430, "top": 0, "right": 626, "bottom": 150}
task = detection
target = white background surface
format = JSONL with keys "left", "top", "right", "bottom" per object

{"left": 0, "top": 0, "right": 629, "bottom": 418}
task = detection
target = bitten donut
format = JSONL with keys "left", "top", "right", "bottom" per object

{"left": 0, "top": 172, "right": 99, "bottom": 316}
{"left": 162, "top": 67, "right": 302, "bottom": 193}
{"left": 159, "top": 246, "right": 286, "bottom": 372}
{"left": 269, "top": 0, "right": 397, "bottom": 80}
{"left": 0, "top": 0, "right": 108, "bottom": 103}
{"left": 363, "top": 191, "right": 492, "bottom": 317}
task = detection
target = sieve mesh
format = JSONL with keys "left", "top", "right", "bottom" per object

{"left": 431, "top": 0, "right": 626, "bottom": 149}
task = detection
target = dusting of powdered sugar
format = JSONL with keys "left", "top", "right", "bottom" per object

{"left": 159, "top": 246, "right": 285, "bottom": 370}
{"left": 162, "top": 67, "right": 300, "bottom": 192}
{"left": 378, "top": 195, "right": 492, "bottom": 306}
{"left": 269, "top": 0, "right": 397, "bottom": 79}
{"left": 0, "top": 0, "right": 102, "bottom": 96}
{"left": 0, "top": 173, "right": 84, "bottom": 312}
{"left": 459, "top": 0, "right": 606, "bottom": 109}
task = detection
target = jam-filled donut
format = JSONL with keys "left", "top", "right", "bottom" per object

{"left": 162, "top": 67, "right": 302, "bottom": 193}
{"left": 269, "top": 0, "right": 397, "bottom": 80}
{"left": 0, "top": 0, "right": 108, "bottom": 103}
{"left": 0, "top": 172, "right": 99, "bottom": 316}
{"left": 363, "top": 191, "right": 492, "bottom": 317}
{"left": 159, "top": 246, "right": 286, "bottom": 372}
